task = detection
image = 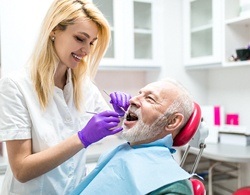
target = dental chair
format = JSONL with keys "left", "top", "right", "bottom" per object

{"left": 233, "top": 186, "right": 250, "bottom": 195}
{"left": 173, "top": 102, "right": 209, "bottom": 195}
{"left": 146, "top": 102, "right": 208, "bottom": 195}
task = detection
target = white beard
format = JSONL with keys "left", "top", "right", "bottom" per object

{"left": 121, "top": 108, "right": 168, "bottom": 144}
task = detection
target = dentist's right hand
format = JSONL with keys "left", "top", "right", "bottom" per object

{"left": 78, "top": 110, "right": 122, "bottom": 148}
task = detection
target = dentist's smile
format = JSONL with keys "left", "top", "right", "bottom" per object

{"left": 72, "top": 53, "right": 83, "bottom": 62}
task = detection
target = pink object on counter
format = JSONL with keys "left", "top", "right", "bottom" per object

{"left": 214, "top": 106, "right": 221, "bottom": 126}
{"left": 226, "top": 114, "right": 239, "bottom": 125}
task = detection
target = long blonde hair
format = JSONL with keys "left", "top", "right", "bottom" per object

{"left": 30, "top": 0, "right": 110, "bottom": 110}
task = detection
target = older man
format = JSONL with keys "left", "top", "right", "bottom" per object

{"left": 72, "top": 78, "right": 195, "bottom": 195}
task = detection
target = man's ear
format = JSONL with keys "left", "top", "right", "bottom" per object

{"left": 164, "top": 113, "right": 184, "bottom": 132}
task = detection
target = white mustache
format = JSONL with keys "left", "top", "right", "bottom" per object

{"left": 126, "top": 105, "right": 141, "bottom": 121}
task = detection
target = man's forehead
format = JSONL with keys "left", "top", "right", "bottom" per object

{"left": 142, "top": 81, "right": 177, "bottom": 98}
{"left": 144, "top": 81, "right": 172, "bottom": 90}
{"left": 141, "top": 82, "right": 160, "bottom": 92}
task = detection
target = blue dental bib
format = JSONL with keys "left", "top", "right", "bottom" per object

{"left": 71, "top": 135, "right": 191, "bottom": 195}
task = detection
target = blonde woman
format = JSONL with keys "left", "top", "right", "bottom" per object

{"left": 0, "top": 0, "right": 130, "bottom": 194}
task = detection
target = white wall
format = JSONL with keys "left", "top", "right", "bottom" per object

{"left": 95, "top": 70, "right": 147, "bottom": 101}
{"left": 208, "top": 66, "right": 250, "bottom": 128}
{"left": 1, "top": 0, "right": 52, "bottom": 76}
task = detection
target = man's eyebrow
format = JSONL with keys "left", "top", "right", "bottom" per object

{"left": 148, "top": 90, "right": 164, "bottom": 105}
{"left": 142, "top": 90, "right": 158, "bottom": 100}
{"left": 139, "top": 89, "right": 163, "bottom": 105}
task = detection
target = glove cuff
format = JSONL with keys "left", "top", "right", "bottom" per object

{"left": 78, "top": 131, "right": 91, "bottom": 148}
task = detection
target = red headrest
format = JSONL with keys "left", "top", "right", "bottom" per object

{"left": 173, "top": 102, "right": 201, "bottom": 147}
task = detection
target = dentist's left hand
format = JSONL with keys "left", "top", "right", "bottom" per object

{"left": 110, "top": 91, "right": 131, "bottom": 117}
{"left": 78, "top": 110, "right": 122, "bottom": 148}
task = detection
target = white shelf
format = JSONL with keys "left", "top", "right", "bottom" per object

{"left": 223, "top": 60, "right": 250, "bottom": 67}
{"left": 225, "top": 15, "right": 250, "bottom": 26}
{"left": 134, "top": 29, "right": 152, "bottom": 34}
{"left": 191, "top": 24, "right": 213, "bottom": 33}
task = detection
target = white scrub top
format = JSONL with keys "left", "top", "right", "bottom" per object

{"left": 0, "top": 68, "right": 110, "bottom": 195}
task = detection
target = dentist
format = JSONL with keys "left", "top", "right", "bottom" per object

{"left": 0, "top": 0, "right": 130, "bottom": 194}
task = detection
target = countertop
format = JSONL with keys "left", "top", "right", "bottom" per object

{"left": 180, "top": 143, "right": 250, "bottom": 163}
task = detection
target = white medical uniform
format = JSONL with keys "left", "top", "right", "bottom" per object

{"left": 0, "top": 68, "right": 110, "bottom": 195}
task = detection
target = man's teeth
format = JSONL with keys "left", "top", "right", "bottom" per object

{"left": 73, "top": 54, "right": 81, "bottom": 60}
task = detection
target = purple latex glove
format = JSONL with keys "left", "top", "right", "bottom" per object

{"left": 78, "top": 110, "right": 122, "bottom": 148}
{"left": 110, "top": 91, "right": 131, "bottom": 116}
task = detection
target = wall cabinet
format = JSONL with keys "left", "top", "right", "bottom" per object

{"left": 183, "top": 0, "right": 222, "bottom": 67}
{"left": 223, "top": 0, "right": 250, "bottom": 67}
{"left": 183, "top": 0, "right": 250, "bottom": 68}
{"left": 93, "top": 0, "right": 161, "bottom": 70}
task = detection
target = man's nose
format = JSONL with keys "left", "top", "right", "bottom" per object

{"left": 129, "top": 96, "right": 141, "bottom": 107}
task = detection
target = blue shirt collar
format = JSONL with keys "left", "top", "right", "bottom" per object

{"left": 130, "top": 134, "right": 175, "bottom": 153}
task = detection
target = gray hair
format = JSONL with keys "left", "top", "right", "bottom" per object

{"left": 161, "top": 78, "right": 194, "bottom": 129}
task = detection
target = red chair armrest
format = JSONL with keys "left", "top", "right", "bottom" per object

{"left": 190, "top": 178, "right": 205, "bottom": 195}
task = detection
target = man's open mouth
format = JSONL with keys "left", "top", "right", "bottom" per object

{"left": 126, "top": 112, "right": 138, "bottom": 121}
